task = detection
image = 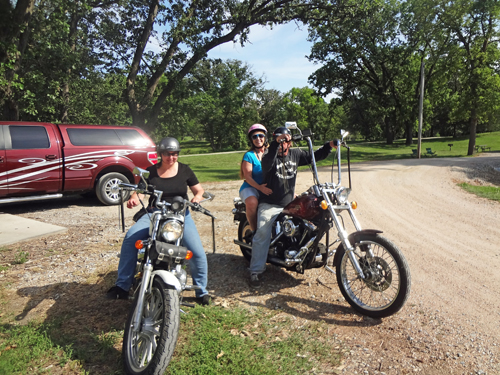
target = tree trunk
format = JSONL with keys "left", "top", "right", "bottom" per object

{"left": 60, "top": 11, "right": 80, "bottom": 123}
{"left": 405, "top": 121, "right": 413, "bottom": 145}
{"left": 385, "top": 116, "right": 394, "bottom": 144}
{"left": 467, "top": 110, "right": 477, "bottom": 156}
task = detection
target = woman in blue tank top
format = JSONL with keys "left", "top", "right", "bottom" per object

{"left": 239, "top": 124, "right": 273, "bottom": 232}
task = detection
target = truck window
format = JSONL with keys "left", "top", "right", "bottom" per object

{"left": 116, "top": 129, "right": 148, "bottom": 146}
{"left": 67, "top": 128, "right": 146, "bottom": 146}
{"left": 10, "top": 126, "right": 50, "bottom": 149}
{"left": 67, "top": 128, "right": 122, "bottom": 146}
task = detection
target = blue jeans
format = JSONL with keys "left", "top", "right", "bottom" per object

{"left": 249, "top": 203, "right": 283, "bottom": 274}
{"left": 116, "top": 210, "right": 208, "bottom": 298}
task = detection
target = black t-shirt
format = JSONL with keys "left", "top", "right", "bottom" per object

{"left": 146, "top": 162, "right": 199, "bottom": 206}
{"left": 260, "top": 141, "right": 332, "bottom": 207}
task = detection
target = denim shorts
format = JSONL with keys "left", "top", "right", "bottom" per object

{"left": 239, "top": 186, "right": 259, "bottom": 202}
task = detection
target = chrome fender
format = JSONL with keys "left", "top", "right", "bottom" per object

{"left": 149, "top": 270, "right": 182, "bottom": 293}
{"left": 333, "top": 229, "right": 383, "bottom": 265}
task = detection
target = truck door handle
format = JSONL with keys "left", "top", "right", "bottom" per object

{"left": 45, "top": 154, "right": 57, "bottom": 160}
{"left": 0, "top": 156, "right": 4, "bottom": 163}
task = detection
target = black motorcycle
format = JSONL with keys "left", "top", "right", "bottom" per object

{"left": 233, "top": 123, "right": 411, "bottom": 318}
{"left": 119, "top": 167, "right": 215, "bottom": 375}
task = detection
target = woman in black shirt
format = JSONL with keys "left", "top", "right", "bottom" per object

{"left": 106, "top": 137, "right": 210, "bottom": 305}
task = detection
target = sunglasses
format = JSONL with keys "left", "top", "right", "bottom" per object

{"left": 161, "top": 151, "right": 179, "bottom": 157}
{"left": 252, "top": 133, "right": 266, "bottom": 140}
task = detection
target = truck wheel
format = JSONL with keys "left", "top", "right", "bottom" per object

{"left": 96, "top": 172, "right": 130, "bottom": 205}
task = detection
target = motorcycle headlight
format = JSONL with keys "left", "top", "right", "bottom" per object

{"left": 336, "top": 187, "right": 350, "bottom": 204}
{"left": 160, "top": 220, "right": 183, "bottom": 242}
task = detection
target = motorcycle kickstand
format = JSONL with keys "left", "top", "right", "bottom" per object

{"left": 325, "top": 265, "right": 336, "bottom": 274}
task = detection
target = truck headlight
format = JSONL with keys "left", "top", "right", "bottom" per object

{"left": 160, "top": 220, "right": 183, "bottom": 242}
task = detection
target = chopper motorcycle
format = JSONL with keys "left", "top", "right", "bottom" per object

{"left": 118, "top": 167, "right": 215, "bottom": 375}
{"left": 233, "top": 123, "right": 410, "bottom": 318}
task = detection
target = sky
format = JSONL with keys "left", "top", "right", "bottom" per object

{"left": 207, "top": 22, "right": 330, "bottom": 100}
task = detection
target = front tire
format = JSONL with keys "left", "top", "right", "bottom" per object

{"left": 122, "top": 278, "right": 180, "bottom": 375}
{"left": 237, "top": 218, "right": 253, "bottom": 262}
{"left": 96, "top": 172, "right": 130, "bottom": 205}
{"left": 335, "top": 233, "right": 411, "bottom": 318}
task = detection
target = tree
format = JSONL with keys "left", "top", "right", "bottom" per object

{"left": 97, "top": 0, "right": 338, "bottom": 133}
{"left": 0, "top": 0, "right": 35, "bottom": 120}
{"left": 254, "top": 88, "right": 287, "bottom": 130}
{"left": 283, "top": 87, "right": 330, "bottom": 141}
{"left": 436, "top": 0, "right": 500, "bottom": 155}
{"left": 307, "top": 0, "right": 417, "bottom": 144}
{"left": 157, "top": 59, "right": 264, "bottom": 151}
{"left": 1, "top": 0, "right": 124, "bottom": 123}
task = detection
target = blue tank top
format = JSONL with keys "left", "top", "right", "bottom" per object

{"left": 239, "top": 151, "right": 263, "bottom": 192}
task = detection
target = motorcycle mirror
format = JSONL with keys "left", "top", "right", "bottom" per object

{"left": 341, "top": 129, "right": 349, "bottom": 140}
{"left": 285, "top": 121, "right": 298, "bottom": 130}
{"left": 202, "top": 192, "right": 214, "bottom": 201}
{"left": 133, "top": 167, "right": 150, "bottom": 179}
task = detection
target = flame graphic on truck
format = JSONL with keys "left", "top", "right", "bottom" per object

{"left": 0, "top": 149, "right": 142, "bottom": 191}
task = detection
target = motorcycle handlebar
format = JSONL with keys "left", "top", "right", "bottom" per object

{"left": 119, "top": 182, "right": 139, "bottom": 191}
{"left": 187, "top": 201, "right": 216, "bottom": 219}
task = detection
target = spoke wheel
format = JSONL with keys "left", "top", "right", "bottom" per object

{"left": 335, "top": 233, "right": 411, "bottom": 318}
{"left": 123, "top": 278, "right": 180, "bottom": 375}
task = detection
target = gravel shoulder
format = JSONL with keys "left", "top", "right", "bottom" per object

{"left": 1, "top": 153, "right": 499, "bottom": 375}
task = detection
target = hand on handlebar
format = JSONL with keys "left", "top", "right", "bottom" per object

{"left": 330, "top": 139, "right": 340, "bottom": 149}
{"left": 277, "top": 134, "right": 291, "bottom": 143}
{"left": 127, "top": 194, "right": 141, "bottom": 209}
{"left": 191, "top": 196, "right": 202, "bottom": 204}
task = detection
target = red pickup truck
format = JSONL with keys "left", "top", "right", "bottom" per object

{"left": 0, "top": 122, "right": 157, "bottom": 205}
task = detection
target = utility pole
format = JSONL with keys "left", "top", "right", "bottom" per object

{"left": 417, "top": 59, "right": 425, "bottom": 159}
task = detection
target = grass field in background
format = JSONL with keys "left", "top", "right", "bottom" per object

{"left": 458, "top": 183, "right": 500, "bottom": 202}
{"left": 179, "top": 132, "right": 500, "bottom": 183}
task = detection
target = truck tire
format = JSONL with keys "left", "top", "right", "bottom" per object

{"left": 95, "top": 172, "right": 130, "bottom": 205}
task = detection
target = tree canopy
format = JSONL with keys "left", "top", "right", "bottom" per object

{"left": 2, "top": 0, "right": 500, "bottom": 152}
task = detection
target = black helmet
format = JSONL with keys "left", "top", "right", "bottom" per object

{"left": 272, "top": 127, "right": 291, "bottom": 141}
{"left": 157, "top": 137, "right": 181, "bottom": 153}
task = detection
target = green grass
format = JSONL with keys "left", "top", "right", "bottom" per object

{"left": 166, "top": 305, "right": 342, "bottom": 375}
{"left": 180, "top": 151, "right": 246, "bottom": 182}
{"left": 0, "top": 321, "right": 81, "bottom": 375}
{"left": 458, "top": 183, "right": 500, "bottom": 202}
{"left": 13, "top": 250, "right": 29, "bottom": 265}
{"left": 180, "top": 132, "right": 500, "bottom": 182}
{"left": 0, "top": 304, "right": 342, "bottom": 375}
{"left": 179, "top": 138, "right": 215, "bottom": 154}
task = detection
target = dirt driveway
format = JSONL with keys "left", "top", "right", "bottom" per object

{"left": 1, "top": 153, "right": 499, "bottom": 374}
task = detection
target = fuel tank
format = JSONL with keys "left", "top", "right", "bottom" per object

{"left": 282, "top": 193, "right": 321, "bottom": 220}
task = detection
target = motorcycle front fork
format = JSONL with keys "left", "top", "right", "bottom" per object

{"left": 132, "top": 261, "right": 153, "bottom": 333}
{"left": 323, "top": 197, "right": 367, "bottom": 279}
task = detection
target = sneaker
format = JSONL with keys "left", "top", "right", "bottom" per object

{"left": 249, "top": 273, "right": 261, "bottom": 289}
{"left": 106, "top": 285, "right": 129, "bottom": 300}
{"left": 197, "top": 295, "right": 212, "bottom": 306}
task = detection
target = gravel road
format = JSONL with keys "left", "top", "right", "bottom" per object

{"left": 1, "top": 153, "right": 499, "bottom": 375}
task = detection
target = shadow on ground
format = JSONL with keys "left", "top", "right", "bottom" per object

{"left": 15, "top": 271, "right": 129, "bottom": 375}
{"left": 0, "top": 193, "right": 106, "bottom": 215}
{"left": 10, "top": 251, "right": 381, "bottom": 374}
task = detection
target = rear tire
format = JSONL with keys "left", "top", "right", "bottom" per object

{"left": 122, "top": 278, "right": 180, "bottom": 375}
{"left": 335, "top": 233, "right": 411, "bottom": 318}
{"left": 96, "top": 172, "right": 130, "bottom": 205}
{"left": 237, "top": 218, "right": 253, "bottom": 262}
